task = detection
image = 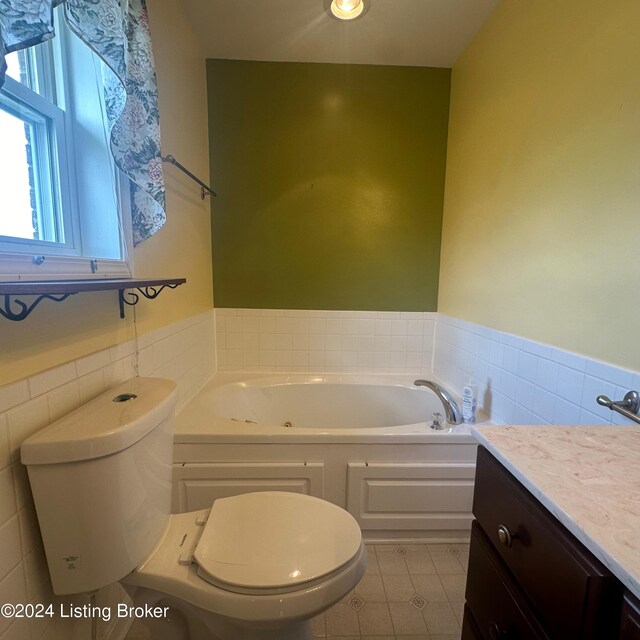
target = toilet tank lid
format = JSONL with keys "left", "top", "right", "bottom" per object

{"left": 21, "top": 378, "right": 177, "bottom": 466}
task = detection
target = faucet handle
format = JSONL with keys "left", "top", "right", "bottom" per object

{"left": 431, "top": 412, "right": 444, "bottom": 430}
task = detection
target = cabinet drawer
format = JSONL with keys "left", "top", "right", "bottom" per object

{"left": 474, "top": 446, "right": 620, "bottom": 639}
{"left": 619, "top": 592, "right": 640, "bottom": 639}
{"left": 466, "top": 520, "right": 550, "bottom": 640}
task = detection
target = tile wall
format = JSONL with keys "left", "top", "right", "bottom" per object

{"left": 0, "top": 310, "right": 215, "bottom": 640}
{"left": 215, "top": 309, "right": 437, "bottom": 375}
{"left": 434, "top": 315, "right": 640, "bottom": 426}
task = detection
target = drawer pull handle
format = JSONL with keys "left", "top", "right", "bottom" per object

{"left": 497, "top": 524, "right": 515, "bottom": 547}
{"left": 489, "top": 622, "right": 507, "bottom": 640}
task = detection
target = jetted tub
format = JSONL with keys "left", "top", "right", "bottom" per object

{"left": 175, "top": 374, "right": 476, "bottom": 443}
{"left": 173, "top": 375, "right": 479, "bottom": 542}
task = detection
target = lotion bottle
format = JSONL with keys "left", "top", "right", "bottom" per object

{"left": 462, "top": 380, "right": 478, "bottom": 424}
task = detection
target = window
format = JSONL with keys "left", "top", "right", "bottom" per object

{"left": 0, "top": 8, "right": 132, "bottom": 279}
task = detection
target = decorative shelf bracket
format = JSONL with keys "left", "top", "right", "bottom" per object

{"left": 0, "top": 278, "right": 186, "bottom": 322}
{"left": 0, "top": 293, "right": 76, "bottom": 321}
{"left": 118, "top": 283, "right": 183, "bottom": 318}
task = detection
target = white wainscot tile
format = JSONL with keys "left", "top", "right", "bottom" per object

{"left": 276, "top": 318, "right": 294, "bottom": 334}
{"left": 341, "top": 335, "right": 359, "bottom": 351}
{"left": 556, "top": 367, "right": 584, "bottom": 404}
{"left": 0, "top": 564, "right": 27, "bottom": 636}
{"left": 326, "top": 335, "right": 342, "bottom": 351}
{"left": 224, "top": 316, "right": 244, "bottom": 333}
{"left": 375, "top": 319, "right": 391, "bottom": 335}
{"left": 325, "top": 319, "right": 342, "bottom": 334}
{"left": 374, "top": 336, "right": 391, "bottom": 352}
{"left": 260, "top": 333, "right": 277, "bottom": 350}
{"left": 532, "top": 387, "right": 556, "bottom": 423}
{"left": 391, "top": 320, "right": 408, "bottom": 336}
{"left": 325, "top": 351, "right": 341, "bottom": 367}
{"left": 243, "top": 333, "right": 260, "bottom": 351}
{"left": 585, "top": 360, "right": 635, "bottom": 389}
{"left": 28, "top": 362, "right": 76, "bottom": 398}
{"left": 242, "top": 317, "right": 260, "bottom": 334}
{"left": 0, "top": 381, "right": 30, "bottom": 415}
{"left": 358, "top": 336, "right": 375, "bottom": 351}
{"left": 110, "top": 340, "right": 135, "bottom": 362}
{"left": 7, "top": 397, "right": 49, "bottom": 460}
{"left": 581, "top": 376, "right": 616, "bottom": 421}
{"left": 405, "top": 353, "right": 422, "bottom": 369}
{"left": 515, "top": 379, "right": 535, "bottom": 409}
{"left": 237, "top": 308, "right": 261, "bottom": 317}
{"left": 308, "top": 335, "right": 326, "bottom": 351}
{"left": 243, "top": 350, "right": 261, "bottom": 366}
{"left": 551, "top": 348, "right": 586, "bottom": 371}
{"left": 260, "top": 351, "right": 276, "bottom": 367}
{"left": 579, "top": 408, "right": 610, "bottom": 426}
{"left": 341, "top": 351, "right": 359, "bottom": 367}
{"left": 0, "top": 466, "right": 16, "bottom": 526}
{"left": 0, "top": 415, "right": 10, "bottom": 470}
{"left": 47, "top": 381, "right": 80, "bottom": 422}
{"left": 553, "top": 398, "right": 581, "bottom": 425}
{"left": 308, "top": 318, "right": 327, "bottom": 335}
{"left": 308, "top": 352, "right": 326, "bottom": 369}
{"left": 225, "top": 333, "right": 243, "bottom": 350}
{"left": 276, "top": 351, "right": 292, "bottom": 367}
{"left": 390, "top": 336, "right": 407, "bottom": 352}
{"left": 534, "top": 359, "right": 559, "bottom": 393}
{"left": 516, "top": 351, "right": 538, "bottom": 383}
{"left": 75, "top": 349, "right": 110, "bottom": 378}
{"left": 292, "top": 334, "right": 310, "bottom": 351}
{"left": 292, "top": 351, "right": 309, "bottom": 367}
{"left": 502, "top": 346, "right": 519, "bottom": 373}
{"left": 260, "top": 317, "right": 277, "bottom": 334}
{"left": 291, "top": 318, "right": 310, "bottom": 334}
{"left": 0, "top": 516, "right": 21, "bottom": 583}
{"left": 276, "top": 333, "right": 293, "bottom": 351}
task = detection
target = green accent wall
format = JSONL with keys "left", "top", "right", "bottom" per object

{"left": 207, "top": 59, "right": 450, "bottom": 311}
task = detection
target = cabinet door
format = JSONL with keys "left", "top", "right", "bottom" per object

{"left": 461, "top": 604, "right": 485, "bottom": 640}
{"left": 620, "top": 593, "right": 640, "bottom": 640}
{"left": 473, "top": 446, "right": 621, "bottom": 639}
{"left": 466, "top": 521, "right": 551, "bottom": 640}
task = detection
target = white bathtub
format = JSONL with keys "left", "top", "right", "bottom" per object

{"left": 173, "top": 374, "right": 478, "bottom": 542}
{"left": 175, "top": 374, "right": 476, "bottom": 443}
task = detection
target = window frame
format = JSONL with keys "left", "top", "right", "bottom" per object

{"left": 0, "top": 12, "right": 133, "bottom": 282}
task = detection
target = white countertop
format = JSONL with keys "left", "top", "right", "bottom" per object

{"left": 471, "top": 424, "right": 640, "bottom": 600}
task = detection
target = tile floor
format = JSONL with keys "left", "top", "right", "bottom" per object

{"left": 311, "top": 543, "right": 468, "bottom": 640}
{"left": 126, "top": 542, "right": 469, "bottom": 640}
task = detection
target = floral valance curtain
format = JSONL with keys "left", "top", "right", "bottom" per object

{"left": 0, "top": 0, "right": 166, "bottom": 245}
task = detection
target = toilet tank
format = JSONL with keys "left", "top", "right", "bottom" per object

{"left": 21, "top": 378, "right": 177, "bottom": 595}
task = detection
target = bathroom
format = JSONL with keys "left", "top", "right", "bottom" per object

{"left": 0, "top": 0, "right": 639, "bottom": 638}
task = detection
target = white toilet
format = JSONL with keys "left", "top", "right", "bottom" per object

{"left": 21, "top": 378, "right": 366, "bottom": 640}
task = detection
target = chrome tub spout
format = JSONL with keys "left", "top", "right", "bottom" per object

{"left": 414, "top": 380, "right": 463, "bottom": 425}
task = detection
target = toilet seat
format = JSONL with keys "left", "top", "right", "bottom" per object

{"left": 193, "top": 492, "right": 362, "bottom": 595}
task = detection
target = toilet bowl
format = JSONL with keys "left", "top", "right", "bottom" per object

{"left": 124, "top": 495, "right": 367, "bottom": 639}
{"left": 21, "top": 378, "right": 366, "bottom": 640}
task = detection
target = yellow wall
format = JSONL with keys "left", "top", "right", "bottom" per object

{"left": 439, "top": 0, "right": 640, "bottom": 370}
{"left": 0, "top": 0, "right": 213, "bottom": 386}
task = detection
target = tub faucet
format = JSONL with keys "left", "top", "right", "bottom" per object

{"left": 414, "top": 380, "right": 463, "bottom": 425}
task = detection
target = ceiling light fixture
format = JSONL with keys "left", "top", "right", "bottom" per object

{"left": 330, "top": 0, "right": 365, "bottom": 21}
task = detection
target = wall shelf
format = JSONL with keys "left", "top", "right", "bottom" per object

{"left": 0, "top": 278, "right": 187, "bottom": 321}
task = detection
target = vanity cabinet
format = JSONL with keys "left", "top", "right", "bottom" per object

{"left": 619, "top": 593, "right": 640, "bottom": 640}
{"left": 463, "top": 446, "right": 624, "bottom": 639}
